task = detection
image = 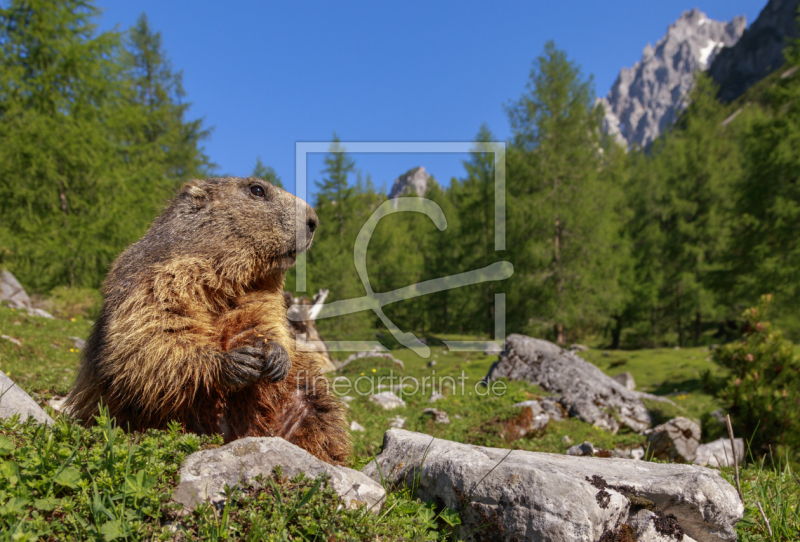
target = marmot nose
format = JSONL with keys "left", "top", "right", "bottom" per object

{"left": 307, "top": 209, "right": 319, "bottom": 234}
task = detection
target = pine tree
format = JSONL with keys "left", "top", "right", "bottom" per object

{"left": 729, "top": 37, "right": 800, "bottom": 335}
{"left": 453, "top": 125, "right": 500, "bottom": 336}
{"left": 0, "top": 0, "right": 124, "bottom": 289}
{"left": 0, "top": 2, "right": 212, "bottom": 292}
{"left": 251, "top": 156, "right": 283, "bottom": 188}
{"left": 505, "top": 41, "right": 626, "bottom": 344}
{"left": 646, "top": 74, "right": 739, "bottom": 346}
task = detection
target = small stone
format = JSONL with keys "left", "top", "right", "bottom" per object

{"left": 569, "top": 344, "right": 589, "bottom": 352}
{"left": 339, "top": 396, "right": 355, "bottom": 403}
{"left": 1, "top": 335, "right": 21, "bottom": 347}
{"left": 388, "top": 416, "right": 406, "bottom": 429}
{"left": 561, "top": 435, "right": 572, "bottom": 445}
{"left": 422, "top": 408, "right": 450, "bottom": 424}
{"left": 694, "top": 438, "right": 745, "bottom": 468}
{"left": 426, "top": 360, "right": 436, "bottom": 367}
{"left": 646, "top": 417, "right": 701, "bottom": 463}
{"left": 69, "top": 337, "right": 86, "bottom": 350}
{"left": 350, "top": 421, "right": 366, "bottom": 432}
{"left": 601, "top": 351, "right": 610, "bottom": 357}
{"left": 674, "top": 346, "right": 681, "bottom": 350}
{"left": 47, "top": 396, "right": 68, "bottom": 412}
{"left": 429, "top": 392, "right": 445, "bottom": 403}
{"left": 484, "top": 342, "right": 502, "bottom": 355}
{"left": 369, "top": 391, "right": 406, "bottom": 410}
{"left": 566, "top": 441, "right": 595, "bottom": 456}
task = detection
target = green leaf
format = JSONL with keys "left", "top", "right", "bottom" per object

{"left": 53, "top": 467, "right": 81, "bottom": 489}
{"left": 33, "top": 497, "right": 60, "bottom": 511}
{"left": 0, "top": 496, "right": 29, "bottom": 515}
{"left": 0, "top": 436, "right": 15, "bottom": 456}
{"left": 0, "top": 460, "right": 20, "bottom": 486}
{"left": 438, "top": 507, "right": 461, "bottom": 527}
{"left": 98, "top": 519, "right": 128, "bottom": 541}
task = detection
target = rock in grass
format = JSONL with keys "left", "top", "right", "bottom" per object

{"left": 485, "top": 334, "right": 650, "bottom": 433}
{"left": 694, "top": 438, "right": 744, "bottom": 468}
{"left": 350, "top": 421, "right": 366, "bottom": 432}
{"left": 566, "top": 441, "right": 595, "bottom": 457}
{"left": 646, "top": 417, "right": 701, "bottom": 463}
{"left": 173, "top": 437, "right": 385, "bottom": 513}
{"left": 369, "top": 391, "right": 406, "bottom": 410}
{"left": 363, "top": 429, "right": 742, "bottom": 542}
{"left": 422, "top": 408, "right": 450, "bottom": 424}
{"left": 388, "top": 416, "right": 406, "bottom": 429}
{"left": 0, "top": 370, "right": 53, "bottom": 425}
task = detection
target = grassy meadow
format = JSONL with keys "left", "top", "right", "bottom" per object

{"left": 0, "top": 304, "right": 796, "bottom": 540}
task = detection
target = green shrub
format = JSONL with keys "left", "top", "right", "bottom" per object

{"left": 41, "top": 286, "right": 103, "bottom": 320}
{"left": 713, "top": 295, "right": 800, "bottom": 459}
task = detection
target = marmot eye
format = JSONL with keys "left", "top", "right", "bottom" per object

{"left": 250, "top": 185, "right": 265, "bottom": 198}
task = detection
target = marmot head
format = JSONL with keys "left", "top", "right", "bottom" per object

{"left": 169, "top": 177, "right": 318, "bottom": 273}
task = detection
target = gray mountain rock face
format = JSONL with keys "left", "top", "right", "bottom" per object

{"left": 173, "top": 437, "right": 385, "bottom": 513}
{"left": 362, "top": 429, "right": 742, "bottom": 542}
{"left": 709, "top": 0, "right": 800, "bottom": 101}
{"left": 388, "top": 166, "right": 438, "bottom": 205}
{"left": 599, "top": 9, "right": 745, "bottom": 149}
{"left": 485, "top": 334, "right": 651, "bottom": 433}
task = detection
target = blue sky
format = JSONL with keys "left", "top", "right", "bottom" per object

{"left": 96, "top": 1, "right": 763, "bottom": 198}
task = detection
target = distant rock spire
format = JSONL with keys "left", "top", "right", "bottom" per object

{"left": 388, "top": 167, "right": 438, "bottom": 207}
{"left": 598, "top": 8, "right": 745, "bottom": 149}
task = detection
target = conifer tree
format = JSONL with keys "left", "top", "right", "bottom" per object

{"left": 251, "top": 156, "right": 283, "bottom": 188}
{"left": 506, "top": 41, "right": 625, "bottom": 344}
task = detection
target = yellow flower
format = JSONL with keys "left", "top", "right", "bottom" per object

{"left": 372, "top": 368, "right": 377, "bottom": 373}
{"left": 360, "top": 372, "right": 365, "bottom": 376}
{"left": 70, "top": 317, "right": 76, "bottom": 322}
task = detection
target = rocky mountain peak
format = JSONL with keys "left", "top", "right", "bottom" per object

{"left": 388, "top": 166, "right": 436, "bottom": 200}
{"left": 709, "top": 0, "right": 800, "bottom": 102}
{"left": 598, "top": 8, "right": 746, "bottom": 149}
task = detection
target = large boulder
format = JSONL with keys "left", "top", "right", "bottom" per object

{"left": 485, "top": 334, "right": 651, "bottom": 433}
{"left": 646, "top": 417, "right": 701, "bottom": 463}
{"left": 173, "top": 437, "right": 385, "bottom": 513}
{"left": 363, "top": 429, "right": 742, "bottom": 542}
{"left": 0, "top": 371, "right": 54, "bottom": 425}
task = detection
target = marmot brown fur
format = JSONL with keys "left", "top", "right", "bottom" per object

{"left": 65, "top": 177, "right": 350, "bottom": 464}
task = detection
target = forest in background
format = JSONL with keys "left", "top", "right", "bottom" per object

{"left": 2, "top": 0, "right": 800, "bottom": 349}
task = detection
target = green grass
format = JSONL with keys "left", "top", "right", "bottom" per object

{"left": 0, "top": 304, "right": 797, "bottom": 540}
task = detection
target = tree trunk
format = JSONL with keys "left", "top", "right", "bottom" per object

{"left": 695, "top": 311, "right": 702, "bottom": 346}
{"left": 611, "top": 315, "right": 623, "bottom": 350}
{"left": 554, "top": 216, "right": 564, "bottom": 345}
{"left": 676, "top": 282, "right": 683, "bottom": 348}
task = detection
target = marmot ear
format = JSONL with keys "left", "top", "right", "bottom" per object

{"left": 179, "top": 181, "right": 209, "bottom": 208}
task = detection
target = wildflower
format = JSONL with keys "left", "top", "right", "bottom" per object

{"left": 755, "top": 322, "right": 764, "bottom": 332}
{"left": 372, "top": 368, "right": 377, "bottom": 373}
{"left": 360, "top": 372, "right": 365, "bottom": 376}
{"left": 70, "top": 317, "right": 76, "bottom": 322}
{"left": 745, "top": 353, "right": 754, "bottom": 362}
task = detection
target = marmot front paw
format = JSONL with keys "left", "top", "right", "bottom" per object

{"left": 221, "top": 342, "right": 291, "bottom": 389}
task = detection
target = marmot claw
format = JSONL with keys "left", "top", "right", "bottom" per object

{"left": 222, "top": 342, "right": 291, "bottom": 388}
